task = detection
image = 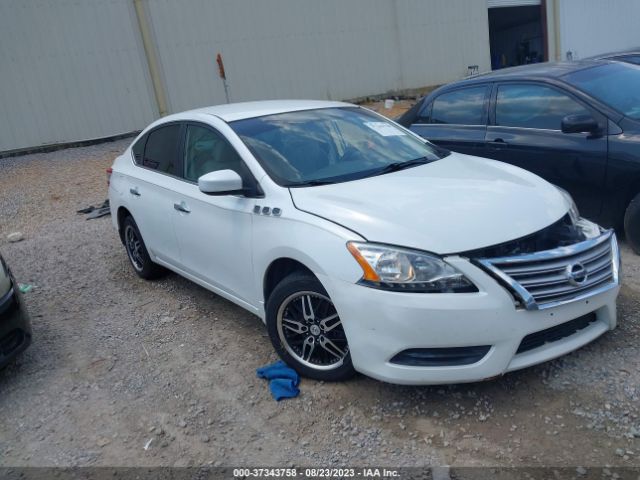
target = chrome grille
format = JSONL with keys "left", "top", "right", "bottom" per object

{"left": 478, "top": 230, "right": 619, "bottom": 310}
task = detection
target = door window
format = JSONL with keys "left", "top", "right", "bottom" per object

{"left": 131, "top": 133, "right": 147, "bottom": 165}
{"left": 142, "top": 124, "right": 181, "bottom": 174}
{"left": 495, "top": 84, "right": 590, "bottom": 130}
{"left": 430, "top": 87, "right": 488, "bottom": 125}
{"left": 183, "top": 125, "right": 244, "bottom": 182}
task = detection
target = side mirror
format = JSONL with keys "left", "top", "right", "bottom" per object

{"left": 198, "top": 170, "right": 244, "bottom": 195}
{"left": 561, "top": 114, "right": 600, "bottom": 135}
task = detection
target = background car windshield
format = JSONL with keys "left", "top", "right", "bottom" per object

{"left": 230, "top": 107, "right": 446, "bottom": 186}
{"left": 564, "top": 62, "right": 640, "bottom": 120}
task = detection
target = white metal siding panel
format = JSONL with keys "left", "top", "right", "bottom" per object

{"left": 559, "top": 0, "right": 640, "bottom": 59}
{"left": 0, "top": 0, "right": 157, "bottom": 152}
{"left": 145, "top": 0, "right": 491, "bottom": 113}
{"left": 488, "top": 0, "right": 540, "bottom": 8}
{"left": 0, "top": 0, "right": 491, "bottom": 151}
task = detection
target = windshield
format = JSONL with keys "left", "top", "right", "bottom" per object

{"left": 229, "top": 107, "right": 448, "bottom": 187}
{"left": 564, "top": 62, "right": 640, "bottom": 120}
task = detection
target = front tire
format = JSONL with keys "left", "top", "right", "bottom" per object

{"left": 122, "top": 216, "right": 166, "bottom": 279}
{"left": 624, "top": 193, "right": 640, "bottom": 254}
{"left": 265, "top": 272, "right": 356, "bottom": 381}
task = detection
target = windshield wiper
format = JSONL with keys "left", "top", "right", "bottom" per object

{"left": 288, "top": 179, "right": 336, "bottom": 187}
{"left": 374, "top": 157, "right": 431, "bottom": 176}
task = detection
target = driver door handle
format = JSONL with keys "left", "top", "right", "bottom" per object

{"left": 174, "top": 202, "right": 191, "bottom": 214}
{"left": 487, "top": 138, "right": 508, "bottom": 149}
{"left": 129, "top": 187, "right": 141, "bottom": 197}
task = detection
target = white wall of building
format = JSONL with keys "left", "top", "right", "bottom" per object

{"left": 0, "top": 0, "right": 491, "bottom": 152}
{"left": 0, "top": 0, "right": 158, "bottom": 153}
{"left": 558, "top": 0, "right": 640, "bottom": 60}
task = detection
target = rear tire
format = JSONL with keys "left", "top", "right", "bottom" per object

{"left": 122, "top": 216, "right": 166, "bottom": 279}
{"left": 265, "top": 272, "right": 356, "bottom": 381}
{"left": 624, "top": 193, "right": 640, "bottom": 254}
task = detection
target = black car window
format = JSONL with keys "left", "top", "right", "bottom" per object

{"left": 614, "top": 55, "right": 640, "bottom": 66}
{"left": 183, "top": 125, "right": 245, "bottom": 182}
{"left": 430, "top": 87, "right": 487, "bottom": 125}
{"left": 143, "top": 124, "right": 181, "bottom": 175}
{"left": 496, "top": 84, "right": 590, "bottom": 130}
{"left": 564, "top": 62, "right": 640, "bottom": 120}
{"left": 131, "top": 133, "right": 147, "bottom": 165}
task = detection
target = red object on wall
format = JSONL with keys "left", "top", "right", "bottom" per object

{"left": 216, "top": 53, "right": 226, "bottom": 80}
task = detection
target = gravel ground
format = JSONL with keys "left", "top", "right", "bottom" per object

{"left": 0, "top": 139, "right": 639, "bottom": 472}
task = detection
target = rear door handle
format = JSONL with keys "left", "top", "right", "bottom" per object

{"left": 129, "top": 187, "right": 141, "bottom": 197}
{"left": 173, "top": 202, "right": 191, "bottom": 214}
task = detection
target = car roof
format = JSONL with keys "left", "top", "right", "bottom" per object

{"left": 459, "top": 60, "right": 611, "bottom": 84}
{"left": 585, "top": 48, "right": 640, "bottom": 60}
{"left": 397, "top": 59, "right": 624, "bottom": 126}
{"left": 164, "top": 100, "right": 353, "bottom": 123}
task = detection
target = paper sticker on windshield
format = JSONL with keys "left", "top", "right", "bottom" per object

{"left": 364, "top": 122, "right": 406, "bottom": 137}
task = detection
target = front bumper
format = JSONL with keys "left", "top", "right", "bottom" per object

{"left": 0, "top": 283, "right": 32, "bottom": 369}
{"left": 321, "top": 248, "right": 619, "bottom": 385}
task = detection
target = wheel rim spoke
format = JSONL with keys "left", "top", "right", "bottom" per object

{"left": 301, "top": 295, "right": 315, "bottom": 322}
{"left": 301, "top": 336, "right": 315, "bottom": 361}
{"left": 318, "top": 335, "right": 346, "bottom": 360}
{"left": 319, "top": 313, "right": 341, "bottom": 332}
{"left": 282, "top": 317, "right": 308, "bottom": 334}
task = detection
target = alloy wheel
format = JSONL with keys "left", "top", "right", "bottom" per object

{"left": 276, "top": 291, "right": 348, "bottom": 370}
{"left": 125, "top": 225, "right": 144, "bottom": 272}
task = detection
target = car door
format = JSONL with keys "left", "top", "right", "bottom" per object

{"left": 170, "top": 122, "right": 256, "bottom": 306}
{"left": 125, "top": 123, "right": 183, "bottom": 265}
{"left": 409, "top": 85, "right": 490, "bottom": 157}
{"left": 485, "top": 82, "right": 608, "bottom": 220}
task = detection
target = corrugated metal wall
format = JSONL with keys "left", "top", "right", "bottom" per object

{"left": 0, "top": 0, "right": 490, "bottom": 152}
{"left": 145, "top": 0, "right": 491, "bottom": 113}
{"left": 558, "top": 0, "right": 640, "bottom": 60}
{"left": 0, "top": 0, "right": 158, "bottom": 153}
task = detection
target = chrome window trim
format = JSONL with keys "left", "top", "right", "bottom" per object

{"left": 489, "top": 125, "right": 562, "bottom": 133}
{"left": 478, "top": 230, "right": 619, "bottom": 311}
{"left": 411, "top": 123, "right": 487, "bottom": 128}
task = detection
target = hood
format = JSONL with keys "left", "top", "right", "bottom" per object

{"left": 290, "top": 153, "right": 570, "bottom": 254}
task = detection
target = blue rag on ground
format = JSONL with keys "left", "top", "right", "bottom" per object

{"left": 256, "top": 360, "right": 300, "bottom": 401}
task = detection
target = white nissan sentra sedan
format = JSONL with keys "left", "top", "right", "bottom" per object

{"left": 108, "top": 100, "right": 620, "bottom": 385}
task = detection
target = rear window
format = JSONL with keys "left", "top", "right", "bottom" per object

{"left": 142, "top": 124, "right": 182, "bottom": 175}
{"left": 131, "top": 133, "right": 147, "bottom": 165}
{"left": 430, "top": 87, "right": 487, "bottom": 125}
{"left": 564, "top": 62, "right": 640, "bottom": 120}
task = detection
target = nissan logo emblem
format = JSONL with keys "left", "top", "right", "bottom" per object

{"left": 565, "top": 262, "right": 588, "bottom": 286}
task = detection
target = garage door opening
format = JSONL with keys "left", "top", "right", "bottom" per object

{"left": 489, "top": 4, "right": 547, "bottom": 70}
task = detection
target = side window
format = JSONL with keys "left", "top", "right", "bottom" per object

{"left": 131, "top": 133, "right": 147, "bottom": 165}
{"left": 415, "top": 103, "right": 431, "bottom": 124}
{"left": 143, "top": 124, "right": 181, "bottom": 174}
{"left": 430, "top": 87, "right": 488, "bottom": 125}
{"left": 183, "top": 125, "right": 244, "bottom": 182}
{"left": 496, "top": 84, "right": 590, "bottom": 130}
{"left": 619, "top": 55, "right": 640, "bottom": 65}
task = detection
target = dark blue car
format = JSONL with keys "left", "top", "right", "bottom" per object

{"left": 398, "top": 59, "right": 640, "bottom": 253}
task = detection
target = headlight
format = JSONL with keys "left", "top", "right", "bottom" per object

{"left": 347, "top": 242, "right": 477, "bottom": 293}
